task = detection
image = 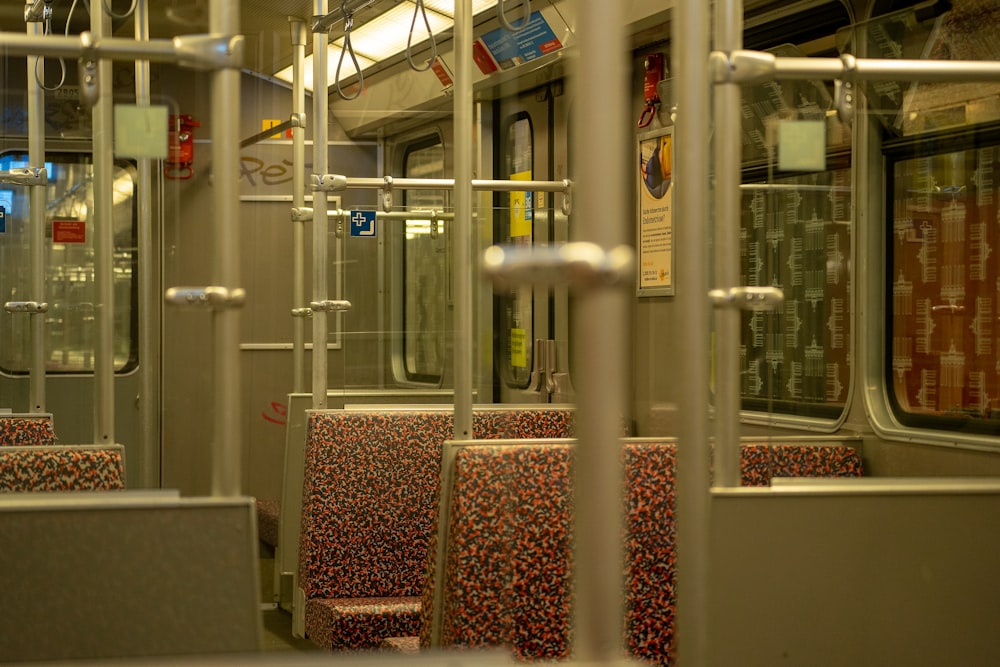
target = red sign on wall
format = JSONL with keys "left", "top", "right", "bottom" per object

{"left": 53, "top": 220, "right": 86, "bottom": 244}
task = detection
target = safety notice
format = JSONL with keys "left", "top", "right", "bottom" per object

{"left": 53, "top": 220, "right": 86, "bottom": 244}
{"left": 474, "top": 11, "right": 563, "bottom": 74}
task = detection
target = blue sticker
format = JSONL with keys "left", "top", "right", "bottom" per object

{"left": 0, "top": 206, "right": 5, "bottom": 234}
{"left": 349, "top": 210, "right": 376, "bottom": 237}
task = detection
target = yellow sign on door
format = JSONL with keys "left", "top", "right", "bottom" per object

{"left": 510, "top": 170, "right": 533, "bottom": 238}
{"left": 510, "top": 327, "right": 527, "bottom": 369}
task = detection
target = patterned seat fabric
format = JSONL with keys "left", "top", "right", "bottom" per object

{"left": 624, "top": 442, "right": 678, "bottom": 665}
{"left": 255, "top": 498, "right": 280, "bottom": 548}
{"left": 421, "top": 441, "right": 862, "bottom": 666}
{"left": 299, "top": 409, "right": 574, "bottom": 651}
{"left": 0, "top": 447, "right": 125, "bottom": 492}
{"left": 304, "top": 597, "right": 421, "bottom": 651}
{"left": 436, "top": 444, "right": 575, "bottom": 660}
{"left": 741, "top": 443, "right": 864, "bottom": 486}
{"left": 0, "top": 415, "right": 56, "bottom": 447}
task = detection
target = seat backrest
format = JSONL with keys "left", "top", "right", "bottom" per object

{"left": 433, "top": 440, "right": 576, "bottom": 659}
{"left": 0, "top": 444, "right": 125, "bottom": 492}
{"left": 741, "top": 441, "right": 864, "bottom": 486}
{"left": 0, "top": 414, "right": 56, "bottom": 447}
{"left": 424, "top": 438, "right": 862, "bottom": 665}
{"left": 298, "top": 408, "right": 575, "bottom": 602}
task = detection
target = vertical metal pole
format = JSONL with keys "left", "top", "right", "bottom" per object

{"left": 714, "top": 0, "right": 744, "bottom": 486}
{"left": 210, "top": 0, "right": 242, "bottom": 496}
{"left": 91, "top": 2, "right": 115, "bottom": 444}
{"left": 26, "top": 13, "right": 45, "bottom": 413}
{"left": 136, "top": 0, "right": 160, "bottom": 486}
{"left": 674, "top": 0, "right": 712, "bottom": 665}
{"left": 453, "top": 0, "right": 473, "bottom": 440}
{"left": 311, "top": 0, "right": 329, "bottom": 410}
{"left": 290, "top": 19, "right": 307, "bottom": 394}
{"left": 571, "top": 1, "right": 627, "bottom": 662}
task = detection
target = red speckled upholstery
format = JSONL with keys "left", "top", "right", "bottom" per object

{"left": 0, "top": 445, "right": 125, "bottom": 492}
{"left": 421, "top": 440, "right": 862, "bottom": 665}
{"left": 438, "top": 443, "right": 575, "bottom": 659}
{"left": 255, "top": 498, "right": 280, "bottom": 548}
{"left": 740, "top": 442, "right": 864, "bottom": 486}
{"left": 298, "top": 408, "right": 574, "bottom": 651}
{"left": 0, "top": 414, "right": 55, "bottom": 447}
{"left": 624, "top": 441, "right": 677, "bottom": 664}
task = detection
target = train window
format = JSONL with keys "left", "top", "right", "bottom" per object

{"left": 860, "top": 2, "right": 1000, "bottom": 435}
{"left": 886, "top": 134, "right": 1000, "bottom": 432}
{"left": 496, "top": 113, "right": 534, "bottom": 389}
{"left": 737, "top": 45, "right": 853, "bottom": 421}
{"left": 396, "top": 136, "right": 448, "bottom": 385}
{"left": 0, "top": 152, "right": 137, "bottom": 375}
{"left": 739, "top": 170, "right": 852, "bottom": 419}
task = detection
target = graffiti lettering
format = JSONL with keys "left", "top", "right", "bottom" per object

{"left": 240, "top": 155, "right": 297, "bottom": 187}
{"left": 261, "top": 400, "right": 288, "bottom": 426}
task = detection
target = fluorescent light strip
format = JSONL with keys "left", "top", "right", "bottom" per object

{"left": 421, "top": 0, "right": 500, "bottom": 18}
{"left": 273, "top": 0, "right": 502, "bottom": 91}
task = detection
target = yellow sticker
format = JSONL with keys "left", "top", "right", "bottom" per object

{"left": 510, "top": 328, "right": 527, "bottom": 368}
{"left": 510, "top": 170, "right": 533, "bottom": 238}
{"left": 262, "top": 119, "right": 284, "bottom": 138}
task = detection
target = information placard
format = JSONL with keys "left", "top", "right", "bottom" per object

{"left": 637, "top": 127, "right": 674, "bottom": 296}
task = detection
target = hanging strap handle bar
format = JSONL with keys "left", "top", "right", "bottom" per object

{"left": 0, "top": 167, "right": 48, "bottom": 186}
{"left": 4, "top": 301, "right": 49, "bottom": 314}
{"left": 101, "top": 0, "right": 138, "bottom": 20}
{"left": 164, "top": 286, "right": 246, "bottom": 309}
{"left": 498, "top": 0, "right": 531, "bottom": 33}
{"left": 406, "top": 0, "right": 437, "bottom": 72}
{"left": 708, "top": 286, "right": 784, "bottom": 310}
{"left": 32, "top": 1, "right": 69, "bottom": 93}
{"left": 482, "top": 242, "right": 634, "bottom": 291}
{"left": 336, "top": 12, "right": 364, "bottom": 100}
{"left": 310, "top": 300, "right": 353, "bottom": 312}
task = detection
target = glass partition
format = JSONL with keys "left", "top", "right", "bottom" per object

{"left": 0, "top": 152, "right": 137, "bottom": 375}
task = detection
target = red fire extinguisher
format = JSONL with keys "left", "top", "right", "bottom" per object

{"left": 638, "top": 53, "right": 664, "bottom": 129}
{"left": 166, "top": 114, "right": 200, "bottom": 180}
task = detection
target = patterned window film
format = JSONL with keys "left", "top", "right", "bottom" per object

{"left": 739, "top": 170, "right": 852, "bottom": 418}
{"left": 888, "top": 136, "right": 1000, "bottom": 430}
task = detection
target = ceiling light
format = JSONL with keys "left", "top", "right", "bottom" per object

{"left": 273, "top": 0, "right": 502, "bottom": 92}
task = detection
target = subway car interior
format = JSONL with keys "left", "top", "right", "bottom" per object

{"left": 2, "top": 0, "right": 1000, "bottom": 664}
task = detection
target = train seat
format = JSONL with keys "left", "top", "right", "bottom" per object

{"left": 741, "top": 441, "right": 865, "bottom": 485}
{"left": 417, "top": 438, "right": 863, "bottom": 664}
{"left": 256, "top": 497, "right": 280, "bottom": 548}
{"left": 0, "top": 444, "right": 126, "bottom": 492}
{"left": 297, "top": 408, "right": 575, "bottom": 651}
{"left": 0, "top": 413, "right": 56, "bottom": 447}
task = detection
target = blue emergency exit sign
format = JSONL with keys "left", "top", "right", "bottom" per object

{"left": 350, "top": 210, "right": 376, "bottom": 237}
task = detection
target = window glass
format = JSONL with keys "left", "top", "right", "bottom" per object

{"left": 889, "top": 142, "right": 1000, "bottom": 430}
{"left": 0, "top": 153, "right": 137, "bottom": 374}
{"left": 401, "top": 139, "right": 447, "bottom": 383}
{"left": 737, "top": 44, "right": 853, "bottom": 420}
{"left": 497, "top": 114, "right": 534, "bottom": 389}
{"left": 740, "top": 170, "right": 852, "bottom": 417}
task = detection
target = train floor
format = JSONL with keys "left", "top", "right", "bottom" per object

{"left": 258, "top": 544, "right": 321, "bottom": 652}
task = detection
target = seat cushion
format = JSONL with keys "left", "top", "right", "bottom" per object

{"left": 304, "top": 597, "right": 421, "bottom": 650}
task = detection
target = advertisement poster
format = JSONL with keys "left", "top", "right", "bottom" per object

{"left": 637, "top": 126, "right": 674, "bottom": 296}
